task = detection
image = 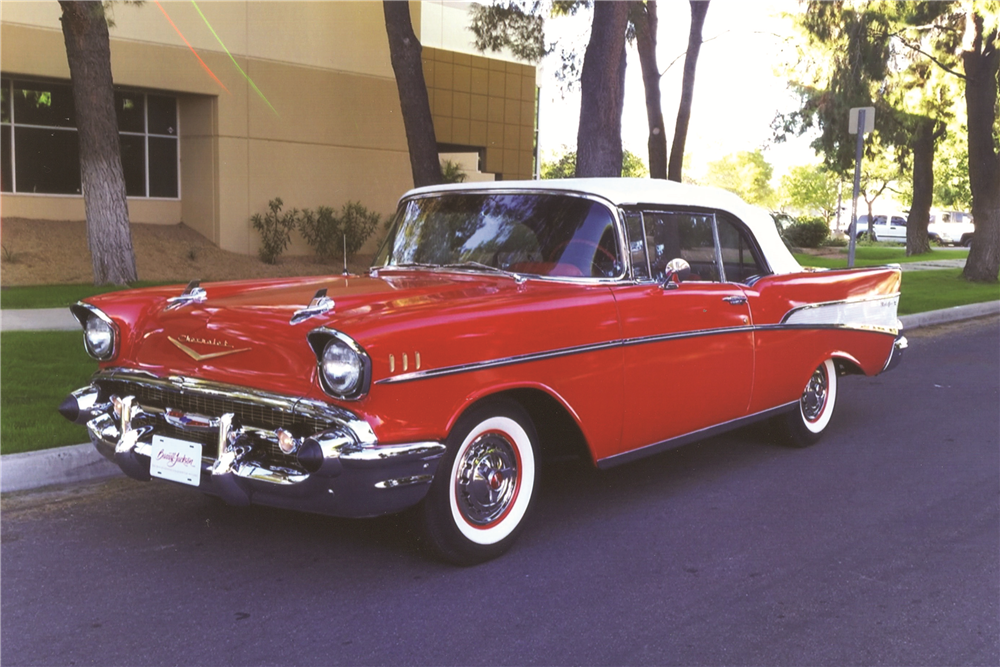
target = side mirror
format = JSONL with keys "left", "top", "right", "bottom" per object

{"left": 660, "top": 258, "right": 691, "bottom": 290}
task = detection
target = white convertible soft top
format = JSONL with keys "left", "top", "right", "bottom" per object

{"left": 405, "top": 178, "right": 803, "bottom": 275}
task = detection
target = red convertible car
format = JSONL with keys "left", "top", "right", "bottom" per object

{"left": 60, "top": 179, "right": 905, "bottom": 564}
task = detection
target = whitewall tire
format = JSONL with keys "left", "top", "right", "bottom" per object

{"left": 421, "top": 398, "right": 538, "bottom": 565}
{"left": 777, "top": 358, "right": 838, "bottom": 448}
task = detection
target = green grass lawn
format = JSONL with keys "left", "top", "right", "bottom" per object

{"left": 898, "top": 269, "right": 1000, "bottom": 315}
{"left": 0, "top": 280, "right": 177, "bottom": 310}
{"left": 793, "top": 247, "right": 971, "bottom": 269}
{"left": 1, "top": 331, "right": 94, "bottom": 455}
{"left": 1, "top": 268, "right": 997, "bottom": 456}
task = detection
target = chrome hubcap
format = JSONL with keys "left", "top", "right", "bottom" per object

{"left": 455, "top": 432, "right": 519, "bottom": 526}
{"left": 801, "top": 365, "right": 828, "bottom": 422}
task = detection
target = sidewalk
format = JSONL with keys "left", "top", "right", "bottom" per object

{"left": 1, "top": 308, "right": 80, "bottom": 331}
{"left": 2, "top": 300, "right": 998, "bottom": 494}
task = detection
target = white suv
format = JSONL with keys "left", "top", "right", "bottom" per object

{"left": 856, "top": 214, "right": 908, "bottom": 243}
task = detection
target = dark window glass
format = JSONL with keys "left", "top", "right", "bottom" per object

{"left": 147, "top": 95, "right": 176, "bottom": 135}
{"left": 1, "top": 79, "right": 10, "bottom": 124}
{"left": 642, "top": 212, "right": 720, "bottom": 282}
{"left": 148, "top": 137, "right": 177, "bottom": 197}
{"left": 376, "top": 193, "right": 622, "bottom": 278}
{"left": 13, "top": 81, "right": 75, "bottom": 128}
{"left": 120, "top": 134, "right": 146, "bottom": 196}
{"left": 14, "top": 127, "right": 80, "bottom": 194}
{"left": 716, "top": 216, "right": 766, "bottom": 283}
{"left": 115, "top": 91, "right": 145, "bottom": 133}
{"left": 2, "top": 125, "right": 12, "bottom": 192}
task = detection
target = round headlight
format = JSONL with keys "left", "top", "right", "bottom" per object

{"left": 321, "top": 338, "right": 363, "bottom": 396}
{"left": 84, "top": 315, "right": 115, "bottom": 359}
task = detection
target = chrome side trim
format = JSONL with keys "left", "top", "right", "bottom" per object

{"left": 377, "top": 326, "right": 756, "bottom": 385}
{"left": 341, "top": 441, "right": 445, "bottom": 462}
{"left": 756, "top": 322, "right": 900, "bottom": 336}
{"left": 597, "top": 402, "right": 798, "bottom": 469}
{"left": 376, "top": 316, "right": 898, "bottom": 386}
{"left": 374, "top": 475, "right": 434, "bottom": 489}
{"left": 621, "top": 325, "right": 756, "bottom": 348}
{"left": 780, "top": 293, "right": 901, "bottom": 334}
{"left": 376, "top": 339, "right": 623, "bottom": 385}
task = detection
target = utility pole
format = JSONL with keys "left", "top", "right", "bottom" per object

{"left": 847, "top": 107, "right": 874, "bottom": 268}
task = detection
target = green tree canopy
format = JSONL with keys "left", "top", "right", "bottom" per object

{"left": 778, "top": 164, "right": 840, "bottom": 223}
{"left": 702, "top": 150, "right": 776, "bottom": 208}
{"left": 540, "top": 148, "right": 649, "bottom": 179}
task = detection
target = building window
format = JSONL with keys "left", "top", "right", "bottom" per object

{"left": 0, "top": 78, "right": 179, "bottom": 198}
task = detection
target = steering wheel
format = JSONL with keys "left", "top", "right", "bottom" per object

{"left": 549, "top": 239, "right": 618, "bottom": 273}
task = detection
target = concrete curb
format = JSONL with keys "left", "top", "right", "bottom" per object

{"left": 2, "top": 301, "right": 998, "bottom": 494}
{"left": 1, "top": 443, "right": 121, "bottom": 493}
{"left": 900, "top": 300, "right": 1000, "bottom": 329}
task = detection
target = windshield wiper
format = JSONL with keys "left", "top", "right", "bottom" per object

{"left": 442, "top": 261, "right": 526, "bottom": 283}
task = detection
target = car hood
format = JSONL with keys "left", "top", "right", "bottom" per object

{"left": 85, "top": 270, "right": 616, "bottom": 400}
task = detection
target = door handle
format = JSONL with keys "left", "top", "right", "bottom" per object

{"left": 723, "top": 295, "right": 747, "bottom": 306}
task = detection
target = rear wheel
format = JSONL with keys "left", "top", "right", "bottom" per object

{"left": 776, "top": 359, "right": 838, "bottom": 448}
{"left": 420, "top": 399, "right": 538, "bottom": 565}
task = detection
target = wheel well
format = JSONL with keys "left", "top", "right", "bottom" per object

{"left": 833, "top": 356, "right": 864, "bottom": 377}
{"left": 469, "top": 388, "right": 592, "bottom": 465}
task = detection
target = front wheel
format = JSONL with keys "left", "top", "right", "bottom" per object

{"left": 776, "top": 359, "right": 838, "bottom": 448}
{"left": 420, "top": 399, "right": 538, "bottom": 565}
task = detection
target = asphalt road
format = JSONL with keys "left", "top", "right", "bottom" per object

{"left": 2, "top": 317, "right": 998, "bottom": 667}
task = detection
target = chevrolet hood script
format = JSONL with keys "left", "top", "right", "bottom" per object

{"left": 168, "top": 335, "right": 251, "bottom": 361}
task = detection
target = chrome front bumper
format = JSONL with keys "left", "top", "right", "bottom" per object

{"left": 61, "top": 371, "right": 445, "bottom": 518}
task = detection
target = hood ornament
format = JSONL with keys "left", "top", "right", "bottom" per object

{"left": 165, "top": 280, "right": 207, "bottom": 311}
{"left": 291, "top": 288, "right": 335, "bottom": 325}
{"left": 168, "top": 335, "right": 250, "bottom": 362}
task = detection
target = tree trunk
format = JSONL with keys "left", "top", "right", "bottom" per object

{"left": 962, "top": 14, "right": 1000, "bottom": 283}
{"left": 906, "top": 118, "right": 936, "bottom": 256}
{"left": 668, "top": 0, "right": 710, "bottom": 183}
{"left": 576, "top": 1, "right": 629, "bottom": 178}
{"left": 634, "top": 1, "right": 666, "bottom": 180}
{"left": 383, "top": 1, "right": 442, "bottom": 188}
{"left": 59, "top": 0, "right": 137, "bottom": 286}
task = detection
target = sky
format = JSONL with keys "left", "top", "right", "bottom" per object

{"left": 535, "top": 0, "right": 821, "bottom": 181}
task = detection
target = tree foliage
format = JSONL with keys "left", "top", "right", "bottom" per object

{"left": 778, "top": 164, "right": 840, "bottom": 224}
{"left": 778, "top": 1, "right": 998, "bottom": 275}
{"left": 933, "top": 128, "right": 972, "bottom": 209}
{"left": 469, "top": 2, "right": 546, "bottom": 62}
{"left": 702, "top": 150, "right": 776, "bottom": 208}
{"left": 540, "top": 148, "right": 648, "bottom": 179}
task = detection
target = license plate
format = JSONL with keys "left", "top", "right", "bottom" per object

{"left": 151, "top": 436, "right": 203, "bottom": 487}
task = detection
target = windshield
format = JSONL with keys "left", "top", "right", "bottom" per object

{"left": 373, "top": 192, "right": 623, "bottom": 279}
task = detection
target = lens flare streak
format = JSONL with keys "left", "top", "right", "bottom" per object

{"left": 190, "top": 0, "right": 278, "bottom": 115}
{"left": 153, "top": 0, "right": 229, "bottom": 94}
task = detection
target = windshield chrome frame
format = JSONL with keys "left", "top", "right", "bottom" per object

{"left": 372, "top": 187, "right": 632, "bottom": 285}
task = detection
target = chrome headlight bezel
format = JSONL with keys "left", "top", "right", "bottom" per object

{"left": 307, "top": 328, "right": 371, "bottom": 400}
{"left": 69, "top": 303, "right": 119, "bottom": 361}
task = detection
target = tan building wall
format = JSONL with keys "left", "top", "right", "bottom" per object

{"left": 0, "top": 1, "right": 536, "bottom": 255}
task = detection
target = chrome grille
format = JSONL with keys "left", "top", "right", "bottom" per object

{"left": 97, "top": 378, "right": 326, "bottom": 467}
